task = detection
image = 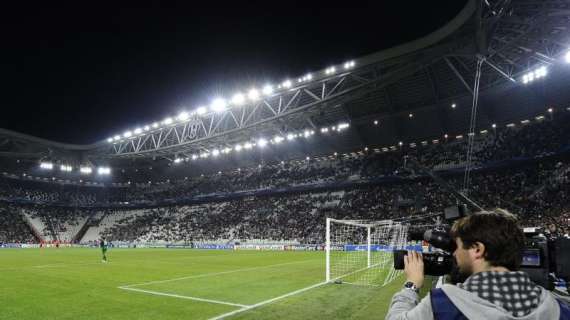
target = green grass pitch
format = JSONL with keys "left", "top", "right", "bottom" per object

{"left": 0, "top": 248, "right": 426, "bottom": 320}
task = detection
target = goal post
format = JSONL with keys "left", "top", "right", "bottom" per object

{"left": 325, "top": 218, "right": 409, "bottom": 286}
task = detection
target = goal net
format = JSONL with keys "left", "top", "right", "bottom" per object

{"left": 325, "top": 218, "right": 409, "bottom": 286}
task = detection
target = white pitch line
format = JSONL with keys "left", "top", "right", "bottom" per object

{"left": 121, "top": 259, "right": 318, "bottom": 288}
{"left": 208, "top": 262, "right": 386, "bottom": 319}
{"left": 118, "top": 287, "right": 249, "bottom": 308}
{"left": 32, "top": 262, "right": 104, "bottom": 268}
{"left": 207, "top": 281, "right": 329, "bottom": 320}
{"left": 341, "top": 281, "right": 381, "bottom": 287}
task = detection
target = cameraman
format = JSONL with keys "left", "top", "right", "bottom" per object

{"left": 386, "top": 209, "right": 570, "bottom": 319}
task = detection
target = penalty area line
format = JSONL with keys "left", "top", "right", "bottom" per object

{"left": 207, "top": 281, "right": 328, "bottom": 320}
{"left": 118, "top": 286, "right": 249, "bottom": 308}
{"left": 120, "top": 259, "right": 318, "bottom": 288}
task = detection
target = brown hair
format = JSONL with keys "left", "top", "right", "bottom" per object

{"left": 450, "top": 208, "right": 526, "bottom": 270}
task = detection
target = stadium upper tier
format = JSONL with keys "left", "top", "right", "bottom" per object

{"left": 1, "top": 110, "right": 569, "bottom": 207}
{"left": 1, "top": 0, "right": 570, "bottom": 168}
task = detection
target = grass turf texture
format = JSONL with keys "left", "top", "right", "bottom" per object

{"left": 0, "top": 248, "right": 430, "bottom": 320}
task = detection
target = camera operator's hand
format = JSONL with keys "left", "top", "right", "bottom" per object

{"left": 404, "top": 250, "right": 424, "bottom": 289}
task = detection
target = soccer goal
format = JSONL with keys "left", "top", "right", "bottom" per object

{"left": 325, "top": 218, "right": 409, "bottom": 286}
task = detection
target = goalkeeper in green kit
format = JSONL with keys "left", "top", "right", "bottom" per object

{"left": 100, "top": 237, "right": 108, "bottom": 263}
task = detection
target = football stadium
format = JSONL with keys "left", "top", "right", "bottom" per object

{"left": 1, "top": 1, "right": 570, "bottom": 319}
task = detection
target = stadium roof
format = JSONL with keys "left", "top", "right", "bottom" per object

{"left": 2, "top": 0, "right": 570, "bottom": 171}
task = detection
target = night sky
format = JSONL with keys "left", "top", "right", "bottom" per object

{"left": 0, "top": 1, "right": 467, "bottom": 144}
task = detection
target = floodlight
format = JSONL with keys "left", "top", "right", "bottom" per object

{"left": 282, "top": 80, "right": 292, "bottom": 88}
{"left": 232, "top": 93, "right": 245, "bottom": 105}
{"left": 174, "top": 158, "right": 183, "bottom": 164}
{"left": 97, "top": 167, "right": 111, "bottom": 175}
{"left": 134, "top": 128, "right": 142, "bottom": 134}
{"left": 235, "top": 144, "right": 242, "bottom": 151}
{"left": 212, "top": 149, "right": 220, "bottom": 156}
{"left": 80, "top": 166, "right": 92, "bottom": 174}
{"left": 144, "top": 126, "right": 150, "bottom": 131}
{"left": 262, "top": 85, "right": 273, "bottom": 95}
{"left": 196, "top": 106, "right": 207, "bottom": 115}
{"left": 107, "top": 138, "right": 113, "bottom": 143}
{"left": 257, "top": 138, "right": 268, "bottom": 148}
{"left": 152, "top": 123, "right": 159, "bottom": 128}
{"left": 492, "top": 124, "right": 497, "bottom": 128}
{"left": 211, "top": 98, "right": 227, "bottom": 112}
{"left": 163, "top": 117, "right": 173, "bottom": 125}
{"left": 113, "top": 135, "right": 121, "bottom": 141}
{"left": 248, "top": 89, "right": 260, "bottom": 101}
{"left": 40, "top": 162, "right": 53, "bottom": 170}
{"left": 244, "top": 142, "right": 253, "bottom": 149}
{"left": 535, "top": 66, "right": 547, "bottom": 78}
{"left": 123, "top": 131, "right": 132, "bottom": 138}
{"left": 565, "top": 51, "right": 570, "bottom": 63}
{"left": 178, "top": 111, "right": 190, "bottom": 121}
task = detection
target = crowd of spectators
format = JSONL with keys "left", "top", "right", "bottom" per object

{"left": 0, "top": 204, "right": 37, "bottom": 243}
{"left": 84, "top": 158, "right": 570, "bottom": 243}
{"left": 0, "top": 113, "right": 569, "bottom": 243}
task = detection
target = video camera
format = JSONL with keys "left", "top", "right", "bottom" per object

{"left": 518, "top": 227, "right": 570, "bottom": 290}
{"left": 393, "top": 205, "right": 466, "bottom": 276}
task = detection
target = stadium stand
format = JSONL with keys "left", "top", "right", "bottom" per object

{"left": 1, "top": 112, "right": 569, "bottom": 244}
